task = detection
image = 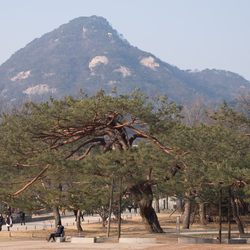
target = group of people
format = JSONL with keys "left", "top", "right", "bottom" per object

{"left": 0, "top": 207, "right": 13, "bottom": 231}
{"left": 0, "top": 207, "right": 67, "bottom": 242}
{"left": 0, "top": 208, "right": 26, "bottom": 231}
{"left": 0, "top": 214, "right": 12, "bottom": 231}
{"left": 0, "top": 207, "right": 64, "bottom": 242}
{"left": 47, "top": 208, "right": 86, "bottom": 242}
{"left": 0, "top": 209, "right": 13, "bottom": 232}
{"left": 73, "top": 209, "right": 84, "bottom": 221}
{"left": 0, "top": 206, "right": 65, "bottom": 243}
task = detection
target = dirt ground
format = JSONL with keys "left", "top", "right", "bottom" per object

{"left": 0, "top": 212, "right": 249, "bottom": 249}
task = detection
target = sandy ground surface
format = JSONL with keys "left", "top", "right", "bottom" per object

{"left": 0, "top": 211, "right": 249, "bottom": 249}
{"left": 0, "top": 239, "right": 250, "bottom": 250}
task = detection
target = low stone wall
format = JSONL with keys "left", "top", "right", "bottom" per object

{"left": 119, "top": 238, "right": 156, "bottom": 244}
{"left": 225, "top": 238, "right": 247, "bottom": 244}
{"left": 178, "top": 237, "right": 214, "bottom": 244}
{"left": 71, "top": 236, "right": 96, "bottom": 243}
{"left": 29, "top": 215, "right": 54, "bottom": 222}
{"left": 11, "top": 214, "right": 32, "bottom": 223}
{"left": 11, "top": 214, "right": 54, "bottom": 224}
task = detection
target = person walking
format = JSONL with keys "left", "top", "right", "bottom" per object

{"left": 20, "top": 211, "right": 25, "bottom": 225}
{"left": 81, "top": 211, "right": 84, "bottom": 221}
{"left": 46, "top": 222, "right": 64, "bottom": 242}
{"left": 0, "top": 213, "right": 4, "bottom": 231}
{"left": 61, "top": 206, "right": 66, "bottom": 217}
{"left": 5, "top": 214, "right": 12, "bottom": 231}
{"left": 73, "top": 209, "right": 77, "bottom": 221}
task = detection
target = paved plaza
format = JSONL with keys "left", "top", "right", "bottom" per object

{"left": 0, "top": 211, "right": 140, "bottom": 232}
{"left": 0, "top": 212, "right": 249, "bottom": 249}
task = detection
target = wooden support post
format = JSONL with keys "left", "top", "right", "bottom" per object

{"left": 219, "top": 188, "right": 222, "bottom": 243}
{"left": 176, "top": 216, "right": 180, "bottom": 234}
{"left": 118, "top": 177, "right": 122, "bottom": 239}
{"left": 228, "top": 188, "right": 231, "bottom": 240}
{"left": 107, "top": 179, "right": 114, "bottom": 237}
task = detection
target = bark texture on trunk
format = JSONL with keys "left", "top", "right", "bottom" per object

{"left": 76, "top": 210, "right": 83, "bottom": 232}
{"left": 139, "top": 200, "right": 163, "bottom": 233}
{"left": 129, "top": 182, "right": 164, "bottom": 233}
{"left": 199, "top": 203, "right": 206, "bottom": 225}
{"left": 183, "top": 199, "right": 191, "bottom": 229}
{"left": 102, "top": 217, "right": 106, "bottom": 227}
{"left": 231, "top": 197, "right": 244, "bottom": 234}
{"left": 190, "top": 205, "right": 198, "bottom": 225}
{"left": 101, "top": 206, "right": 107, "bottom": 228}
{"left": 156, "top": 196, "right": 160, "bottom": 213}
{"left": 53, "top": 206, "right": 61, "bottom": 227}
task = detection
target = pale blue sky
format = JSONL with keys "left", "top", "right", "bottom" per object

{"left": 0, "top": 0, "right": 250, "bottom": 80}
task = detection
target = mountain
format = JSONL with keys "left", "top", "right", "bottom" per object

{"left": 0, "top": 16, "right": 249, "bottom": 104}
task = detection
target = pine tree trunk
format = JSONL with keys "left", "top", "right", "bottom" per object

{"left": 183, "top": 199, "right": 191, "bottom": 229}
{"left": 102, "top": 207, "right": 106, "bottom": 227}
{"left": 199, "top": 203, "right": 206, "bottom": 225}
{"left": 191, "top": 205, "right": 198, "bottom": 225}
{"left": 231, "top": 197, "right": 244, "bottom": 234}
{"left": 76, "top": 210, "right": 83, "bottom": 232}
{"left": 139, "top": 200, "right": 163, "bottom": 232}
{"left": 156, "top": 197, "right": 160, "bottom": 213}
{"left": 155, "top": 186, "right": 160, "bottom": 213}
{"left": 52, "top": 206, "right": 61, "bottom": 227}
{"left": 129, "top": 182, "right": 164, "bottom": 233}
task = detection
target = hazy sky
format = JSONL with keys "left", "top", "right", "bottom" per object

{"left": 1, "top": 0, "right": 250, "bottom": 80}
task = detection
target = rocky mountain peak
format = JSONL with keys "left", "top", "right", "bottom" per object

{"left": 0, "top": 16, "right": 249, "bottom": 104}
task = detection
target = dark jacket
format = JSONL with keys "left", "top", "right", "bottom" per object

{"left": 54, "top": 225, "right": 64, "bottom": 237}
{"left": 20, "top": 211, "right": 25, "bottom": 219}
{"left": 0, "top": 216, "right": 4, "bottom": 225}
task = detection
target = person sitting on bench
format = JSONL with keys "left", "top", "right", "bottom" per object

{"left": 47, "top": 222, "right": 64, "bottom": 242}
